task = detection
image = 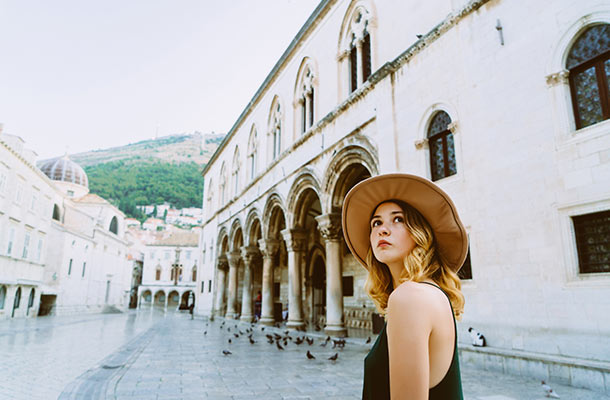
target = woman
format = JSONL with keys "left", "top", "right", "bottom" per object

{"left": 342, "top": 173, "right": 468, "bottom": 400}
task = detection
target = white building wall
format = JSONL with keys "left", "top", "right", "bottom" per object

{"left": 198, "top": 0, "right": 610, "bottom": 388}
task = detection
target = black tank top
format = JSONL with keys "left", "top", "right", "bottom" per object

{"left": 362, "top": 282, "right": 463, "bottom": 399}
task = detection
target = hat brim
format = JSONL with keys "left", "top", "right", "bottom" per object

{"left": 341, "top": 173, "right": 468, "bottom": 272}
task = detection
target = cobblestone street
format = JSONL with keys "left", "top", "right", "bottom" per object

{"left": 0, "top": 311, "right": 606, "bottom": 400}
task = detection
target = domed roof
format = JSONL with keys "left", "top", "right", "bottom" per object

{"left": 39, "top": 155, "right": 89, "bottom": 188}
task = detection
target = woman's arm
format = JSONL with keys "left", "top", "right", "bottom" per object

{"left": 387, "top": 283, "right": 434, "bottom": 400}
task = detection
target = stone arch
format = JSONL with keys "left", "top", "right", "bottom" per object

{"left": 338, "top": 0, "right": 378, "bottom": 55}
{"left": 140, "top": 289, "right": 152, "bottom": 304}
{"left": 262, "top": 192, "right": 288, "bottom": 239}
{"left": 322, "top": 143, "right": 378, "bottom": 213}
{"left": 167, "top": 290, "right": 180, "bottom": 308}
{"left": 229, "top": 218, "right": 244, "bottom": 252}
{"left": 244, "top": 208, "right": 263, "bottom": 246}
{"left": 287, "top": 171, "right": 323, "bottom": 230}
{"left": 153, "top": 290, "right": 166, "bottom": 307}
{"left": 306, "top": 244, "right": 326, "bottom": 326}
{"left": 417, "top": 102, "right": 459, "bottom": 141}
{"left": 217, "top": 227, "right": 229, "bottom": 256}
{"left": 268, "top": 95, "right": 284, "bottom": 161}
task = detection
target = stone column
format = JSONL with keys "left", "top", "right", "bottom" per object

{"left": 280, "top": 228, "right": 307, "bottom": 330}
{"left": 316, "top": 213, "right": 347, "bottom": 337}
{"left": 226, "top": 252, "right": 240, "bottom": 319}
{"left": 240, "top": 246, "right": 259, "bottom": 323}
{"left": 214, "top": 257, "right": 228, "bottom": 317}
{"left": 258, "top": 239, "right": 279, "bottom": 326}
{"left": 305, "top": 92, "right": 312, "bottom": 130}
{"left": 356, "top": 41, "right": 363, "bottom": 86}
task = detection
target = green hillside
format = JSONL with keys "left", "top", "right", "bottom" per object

{"left": 84, "top": 161, "right": 204, "bottom": 220}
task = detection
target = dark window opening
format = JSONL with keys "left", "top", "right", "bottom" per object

{"left": 573, "top": 210, "right": 610, "bottom": 274}
{"left": 82, "top": 262, "right": 86, "bottom": 277}
{"left": 273, "top": 282, "right": 280, "bottom": 298}
{"left": 349, "top": 44, "right": 358, "bottom": 93}
{"left": 109, "top": 216, "right": 118, "bottom": 234}
{"left": 309, "top": 89, "right": 314, "bottom": 127}
{"left": 458, "top": 248, "right": 473, "bottom": 280}
{"left": 362, "top": 32, "right": 372, "bottom": 81}
{"left": 301, "top": 97, "right": 307, "bottom": 134}
{"left": 68, "top": 259, "right": 73, "bottom": 275}
{"left": 52, "top": 204, "right": 61, "bottom": 221}
{"left": 342, "top": 276, "right": 354, "bottom": 297}
{"left": 208, "top": 279, "right": 212, "bottom": 293}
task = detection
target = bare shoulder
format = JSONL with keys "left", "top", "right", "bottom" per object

{"left": 388, "top": 282, "right": 448, "bottom": 318}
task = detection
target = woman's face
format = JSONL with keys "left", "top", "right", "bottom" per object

{"left": 369, "top": 202, "right": 416, "bottom": 267}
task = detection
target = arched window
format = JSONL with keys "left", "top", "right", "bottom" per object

{"left": 340, "top": 5, "right": 373, "bottom": 94}
{"left": 269, "top": 99, "right": 282, "bottom": 160}
{"left": 219, "top": 162, "right": 227, "bottom": 207}
{"left": 14, "top": 287, "right": 21, "bottom": 309}
{"left": 155, "top": 265, "right": 162, "bottom": 281}
{"left": 192, "top": 266, "right": 197, "bottom": 282}
{"left": 27, "top": 288, "right": 35, "bottom": 311}
{"left": 0, "top": 285, "right": 6, "bottom": 309}
{"left": 109, "top": 216, "right": 118, "bottom": 234}
{"left": 427, "top": 111, "right": 457, "bottom": 181}
{"left": 52, "top": 204, "right": 61, "bottom": 221}
{"left": 206, "top": 178, "right": 214, "bottom": 215}
{"left": 297, "top": 64, "right": 316, "bottom": 134}
{"left": 248, "top": 126, "right": 258, "bottom": 180}
{"left": 567, "top": 24, "right": 610, "bottom": 129}
{"left": 231, "top": 146, "right": 241, "bottom": 198}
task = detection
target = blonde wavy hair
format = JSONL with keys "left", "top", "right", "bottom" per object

{"left": 365, "top": 200, "right": 464, "bottom": 319}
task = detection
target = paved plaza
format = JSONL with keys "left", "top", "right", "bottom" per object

{"left": 0, "top": 310, "right": 606, "bottom": 400}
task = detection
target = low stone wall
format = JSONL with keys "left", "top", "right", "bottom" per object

{"left": 459, "top": 345, "right": 610, "bottom": 395}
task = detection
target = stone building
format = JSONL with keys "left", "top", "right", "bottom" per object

{"left": 0, "top": 128, "right": 133, "bottom": 318}
{"left": 197, "top": 0, "right": 610, "bottom": 392}
{"left": 138, "top": 232, "right": 198, "bottom": 311}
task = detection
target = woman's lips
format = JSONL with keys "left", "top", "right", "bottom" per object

{"left": 378, "top": 240, "right": 391, "bottom": 247}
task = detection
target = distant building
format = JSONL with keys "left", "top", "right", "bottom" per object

{"left": 137, "top": 231, "right": 199, "bottom": 311}
{"left": 125, "top": 218, "right": 141, "bottom": 229}
{"left": 1, "top": 128, "right": 133, "bottom": 318}
{"left": 142, "top": 218, "right": 165, "bottom": 231}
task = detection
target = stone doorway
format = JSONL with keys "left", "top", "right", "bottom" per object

{"left": 311, "top": 256, "right": 326, "bottom": 329}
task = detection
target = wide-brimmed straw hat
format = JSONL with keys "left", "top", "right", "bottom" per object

{"left": 341, "top": 173, "right": 468, "bottom": 272}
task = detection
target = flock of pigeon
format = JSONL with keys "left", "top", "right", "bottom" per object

{"left": 204, "top": 321, "right": 562, "bottom": 398}
{"left": 203, "top": 320, "right": 370, "bottom": 363}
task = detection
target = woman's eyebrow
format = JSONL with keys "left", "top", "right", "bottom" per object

{"left": 370, "top": 211, "right": 403, "bottom": 220}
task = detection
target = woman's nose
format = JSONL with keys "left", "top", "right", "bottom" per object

{"left": 378, "top": 224, "right": 389, "bottom": 235}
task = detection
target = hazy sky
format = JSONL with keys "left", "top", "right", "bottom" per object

{"left": 0, "top": 0, "right": 321, "bottom": 160}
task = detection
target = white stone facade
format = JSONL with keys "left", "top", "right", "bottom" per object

{"left": 138, "top": 234, "right": 198, "bottom": 311}
{"left": 0, "top": 131, "right": 133, "bottom": 318}
{"left": 198, "top": 0, "right": 610, "bottom": 392}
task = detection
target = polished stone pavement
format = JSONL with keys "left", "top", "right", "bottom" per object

{"left": 0, "top": 310, "right": 606, "bottom": 399}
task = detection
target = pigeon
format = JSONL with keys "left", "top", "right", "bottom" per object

{"left": 306, "top": 350, "right": 316, "bottom": 360}
{"left": 332, "top": 339, "right": 346, "bottom": 349}
{"left": 416, "top": 34, "right": 423, "bottom": 39}
{"left": 261, "top": 327, "right": 265, "bottom": 331}
{"left": 222, "top": 350, "right": 232, "bottom": 355}
{"left": 320, "top": 341, "right": 328, "bottom": 347}
{"left": 314, "top": 323, "right": 321, "bottom": 331}
{"left": 541, "top": 381, "right": 560, "bottom": 398}
{"left": 228, "top": 338, "right": 232, "bottom": 344}
{"left": 284, "top": 330, "right": 290, "bottom": 335}
{"left": 249, "top": 337, "right": 256, "bottom": 344}
{"left": 365, "top": 336, "right": 371, "bottom": 344}
{"left": 295, "top": 337, "right": 304, "bottom": 345}
{"left": 274, "top": 333, "right": 282, "bottom": 340}
{"left": 266, "top": 334, "right": 274, "bottom": 341}
{"left": 227, "top": 328, "right": 231, "bottom": 332}
{"left": 234, "top": 333, "right": 239, "bottom": 338}
{"left": 204, "top": 331, "right": 207, "bottom": 335}
{"left": 468, "top": 327, "right": 486, "bottom": 347}
{"left": 328, "top": 353, "right": 338, "bottom": 361}
{"left": 276, "top": 341, "right": 284, "bottom": 350}
{"left": 306, "top": 337, "right": 314, "bottom": 346}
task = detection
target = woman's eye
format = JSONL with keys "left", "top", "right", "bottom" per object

{"left": 371, "top": 220, "right": 381, "bottom": 228}
{"left": 394, "top": 216, "right": 403, "bottom": 223}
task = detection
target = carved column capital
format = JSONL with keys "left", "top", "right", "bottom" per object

{"left": 258, "top": 239, "right": 279, "bottom": 259}
{"left": 227, "top": 252, "right": 241, "bottom": 268}
{"left": 414, "top": 138, "right": 429, "bottom": 150}
{"left": 280, "top": 229, "right": 307, "bottom": 252}
{"left": 545, "top": 70, "right": 570, "bottom": 87}
{"left": 315, "top": 213, "right": 343, "bottom": 241}
{"left": 216, "top": 255, "right": 228, "bottom": 271}
{"left": 240, "top": 246, "right": 260, "bottom": 268}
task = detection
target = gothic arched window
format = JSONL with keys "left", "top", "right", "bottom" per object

{"left": 0, "top": 285, "right": 6, "bottom": 309}
{"left": 297, "top": 65, "right": 316, "bottom": 133}
{"left": 269, "top": 99, "right": 282, "bottom": 160}
{"left": 247, "top": 127, "right": 258, "bottom": 180}
{"left": 340, "top": 6, "right": 373, "bottom": 94}
{"left": 232, "top": 146, "right": 241, "bottom": 198}
{"left": 427, "top": 111, "right": 457, "bottom": 181}
{"left": 219, "top": 162, "right": 227, "bottom": 207}
{"left": 155, "top": 265, "right": 162, "bottom": 281}
{"left": 191, "top": 266, "right": 197, "bottom": 282}
{"left": 567, "top": 24, "right": 610, "bottom": 129}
